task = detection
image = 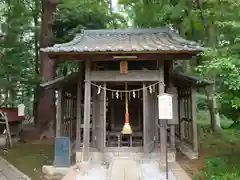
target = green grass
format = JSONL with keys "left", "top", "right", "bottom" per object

{"left": 0, "top": 143, "right": 54, "bottom": 180}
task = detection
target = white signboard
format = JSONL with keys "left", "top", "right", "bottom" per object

{"left": 18, "top": 104, "right": 25, "bottom": 116}
{"left": 158, "top": 93, "right": 173, "bottom": 120}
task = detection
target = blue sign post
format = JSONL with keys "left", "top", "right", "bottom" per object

{"left": 54, "top": 137, "right": 71, "bottom": 167}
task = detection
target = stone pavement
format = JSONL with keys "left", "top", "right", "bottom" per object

{"left": 109, "top": 159, "right": 139, "bottom": 180}
{"left": 107, "top": 159, "right": 191, "bottom": 180}
{"left": 0, "top": 156, "right": 30, "bottom": 180}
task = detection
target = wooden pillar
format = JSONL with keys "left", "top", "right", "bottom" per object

{"left": 155, "top": 94, "right": 159, "bottom": 145}
{"left": 91, "top": 88, "right": 97, "bottom": 148}
{"left": 167, "top": 86, "right": 178, "bottom": 150}
{"left": 191, "top": 88, "right": 198, "bottom": 153}
{"left": 76, "top": 79, "right": 82, "bottom": 151}
{"left": 99, "top": 82, "right": 106, "bottom": 152}
{"left": 143, "top": 83, "right": 148, "bottom": 153}
{"left": 170, "top": 125, "right": 175, "bottom": 149}
{"left": 158, "top": 62, "right": 166, "bottom": 162}
{"left": 83, "top": 60, "right": 91, "bottom": 161}
{"left": 56, "top": 89, "right": 62, "bottom": 137}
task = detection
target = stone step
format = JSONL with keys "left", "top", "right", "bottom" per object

{"left": 108, "top": 159, "right": 140, "bottom": 180}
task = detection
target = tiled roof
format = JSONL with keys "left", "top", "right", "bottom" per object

{"left": 173, "top": 72, "right": 213, "bottom": 87}
{"left": 41, "top": 27, "right": 206, "bottom": 53}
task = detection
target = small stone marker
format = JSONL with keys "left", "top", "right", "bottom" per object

{"left": 54, "top": 137, "right": 71, "bottom": 167}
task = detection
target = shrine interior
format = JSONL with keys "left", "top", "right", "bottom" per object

{"left": 106, "top": 82, "right": 144, "bottom": 148}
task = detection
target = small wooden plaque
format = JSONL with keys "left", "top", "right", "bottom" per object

{"left": 120, "top": 61, "right": 128, "bottom": 74}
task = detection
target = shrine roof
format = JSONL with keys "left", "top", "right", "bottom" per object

{"left": 41, "top": 27, "right": 206, "bottom": 54}
{"left": 173, "top": 72, "right": 213, "bottom": 87}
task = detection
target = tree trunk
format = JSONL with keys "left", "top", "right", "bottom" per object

{"left": 204, "top": 1, "right": 221, "bottom": 132}
{"left": 37, "top": 0, "right": 57, "bottom": 138}
{"left": 32, "top": 0, "right": 40, "bottom": 124}
{"left": 205, "top": 85, "right": 221, "bottom": 132}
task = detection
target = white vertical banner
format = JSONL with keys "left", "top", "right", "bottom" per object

{"left": 158, "top": 93, "right": 173, "bottom": 120}
{"left": 18, "top": 104, "right": 25, "bottom": 116}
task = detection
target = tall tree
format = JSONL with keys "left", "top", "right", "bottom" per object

{"left": 37, "top": 0, "right": 57, "bottom": 136}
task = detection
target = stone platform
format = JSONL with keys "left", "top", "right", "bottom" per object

{"left": 42, "top": 150, "right": 191, "bottom": 180}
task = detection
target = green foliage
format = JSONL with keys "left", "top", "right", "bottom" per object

{"left": 0, "top": 0, "right": 37, "bottom": 108}
{"left": 196, "top": 49, "right": 240, "bottom": 120}
{"left": 54, "top": 0, "right": 127, "bottom": 43}
{"left": 199, "top": 156, "right": 240, "bottom": 180}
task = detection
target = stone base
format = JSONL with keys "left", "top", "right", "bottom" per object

{"left": 176, "top": 138, "right": 198, "bottom": 160}
{"left": 42, "top": 165, "right": 69, "bottom": 179}
{"left": 104, "top": 149, "right": 176, "bottom": 162}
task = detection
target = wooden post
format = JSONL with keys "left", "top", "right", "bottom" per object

{"left": 103, "top": 82, "right": 107, "bottom": 152}
{"left": 155, "top": 94, "right": 159, "bottom": 145}
{"left": 143, "top": 83, "right": 147, "bottom": 153}
{"left": 56, "top": 89, "right": 62, "bottom": 137}
{"left": 76, "top": 79, "right": 82, "bottom": 151}
{"left": 170, "top": 125, "right": 175, "bottom": 149}
{"left": 167, "top": 86, "right": 178, "bottom": 150}
{"left": 191, "top": 88, "right": 198, "bottom": 153}
{"left": 99, "top": 82, "right": 106, "bottom": 152}
{"left": 158, "top": 62, "right": 166, "bottom": 163}
{"left": 91, "top": 88, "right": 96, "bottom": 148}
{"left": 83, "top": 60, "right": 91, "bottom": 161}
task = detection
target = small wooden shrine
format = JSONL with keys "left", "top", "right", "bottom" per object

{"left": 40, "top": 27, "right": 210, "bottom": 163}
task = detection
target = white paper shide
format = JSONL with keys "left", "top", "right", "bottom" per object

{"left": 158, "top": 93, "right": 173, "bottom": 120}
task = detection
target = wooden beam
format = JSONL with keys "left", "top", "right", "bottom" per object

{"left": 48, "top": 53, "right": 197, "bottom": 61}
{"left": 89, "top": 70, "right": 163, "bottom": 82}
{"left": 83, "top": 60, "right": 91, "bottom": 161}
{"left": 56, "top": 89, "right": 62, "bottom": 137}
{"left": 191, "top": 88, "right": 198, "bottom": 154}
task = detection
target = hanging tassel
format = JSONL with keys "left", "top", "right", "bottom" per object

{"left": 122, "top": 82, "right": 132, "bottom": 135}
{"left": 120, "top": 92, "right": 123, "bottom": 100}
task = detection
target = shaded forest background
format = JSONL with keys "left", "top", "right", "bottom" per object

{"left": 0, "top": 0, "right": 239, "bottom": 133}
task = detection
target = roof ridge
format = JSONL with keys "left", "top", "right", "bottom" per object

{"left": 81, "top": 27, "right": 176, "bottom": 35}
